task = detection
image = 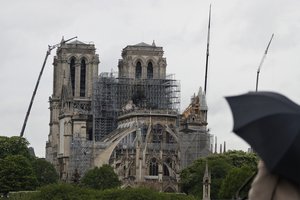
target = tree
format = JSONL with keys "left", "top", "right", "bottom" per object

{"left": 32, "top": 158, "right": 58, "bottom": 187}
{"left": 209, "top": 158, "right": 233, "bottom": 199}
{"left": 223, "top": 150, "right": 258, "bottom": 170}
{"left": 180, "top": 151, "right": 258, "bottom": 199}
{"left": 33, "top": 184, "right": 196, "bottom": 200}
{"left": 181, "top": 156, "right": 233, "bottom": 199}
{"left": 219, "top": 166, "right": 254, "bottom": 199}
{"left": 80, "top": 164, "right": 121, "bottom": 190}
{"left": 0, "top": 155, "right": 38, "bottom": 193}
{"left": 0, "top": 136, "right": 32, "bottom": 160}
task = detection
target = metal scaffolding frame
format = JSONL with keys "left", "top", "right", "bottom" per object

{"left": 68, "top": 136, "right": 93, "bottom": 182}
{"left": 93, "top": 72, "right": 180, "bottom": 141}
{"left": 93, "top": 72, "right": 119, "bottom": 141}
{"left": 180, "top": 129, "right": 213, "bottom": 168}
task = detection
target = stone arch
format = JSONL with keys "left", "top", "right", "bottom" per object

{"left": 163, "top": 157, "right": 173, "bottom": 176}
{"left": 121, "top": 183, "right": 134, "bottom": 189}
{"left": 165, "top": 124, "right": 179, "bottom": 143}
{"left": 67, "top": 55, "right": 80, "bottom": 65}
{"left": 133, "top": 57, "right": 146, "bottom": 66}
{"left": 94, "top": 127, "right": 137, "bottom": 167}
{"left": 146, "top": 58, "right": 155, "bottom": 65}
{"left": 78, "top": 56, "right": 88, "bottom": 63}
{"left": 164, "top": 186, "right": 176, "bottom": 193}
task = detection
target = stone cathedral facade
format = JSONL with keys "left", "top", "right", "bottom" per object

{"left": 46, "top": 40, "right": 211, "bottom": 192}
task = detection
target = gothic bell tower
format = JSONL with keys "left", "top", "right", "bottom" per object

{"left": 46, "top": 40, "right": 99, "bottom": 180}
{"left": 118, "top": 41, "right": 166, "bottom": 79}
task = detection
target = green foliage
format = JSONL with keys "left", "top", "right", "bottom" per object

{"left": 0, "top": 136, "right": 37, "bottom": 193}
{"left": 223, "top": 150, "right": 258, "bottom": 169}
{"left": 0, "top": 136, "right": 31, "bottom": 160}
{"left": 10, "top": 184, "right": 196, "bottom": 200}
{"left": 219, "top": 166, "right": 254, "bottom": 199}
{"left": 97, "top": 187, "right": 160, "bottom": 200}
{"left": 32, "top": 158, "right": 58, "bottom": 187}
{"left": 37, "top": 183, "right": 94, "bottom": 200}
{"left": 0, "top": 136, "right": 59, "bottom": 194}
{"left": 180, "top": 161, "right": 204, "bottom": 197}
{"left": 80, "top": 164, "right": 121, "bottom": 190}
{"left": 4, "top": 191, "right": 39, "bottom": 200}
{"left": 159, "top": 192, "right": 196, "bottom": 200}
{"left": 180, "top": 150, "right": 258, "bottom": 199}
{"left": 181, "top": 155, "right": 233, "bottom": 199}
{"left": 209, "top": 158, "right": 233, "bottom": 199}
{"left": 0, "top": 155, "right": 38, "bottom": 193}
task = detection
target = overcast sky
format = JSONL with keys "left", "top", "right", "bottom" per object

{"left": 1, "top": 0, "right": 300, "bottom": 157}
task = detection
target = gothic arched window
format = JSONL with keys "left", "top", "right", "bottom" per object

{"left": 147, "top": 62, "right": 153, "bottom": 79}
{"left": 135, "top": 61, "right": 142, "bottom": 79}
{"left": 149, "top": 158, "right": 158, "bottom": 176}
{"left": 165, "top": 132, "right": 175, "bottom": 143}
{"left": 70, "top": 58, "right": 76, "bottom": 96}
{"left": 152, "top": 124, "right": 163, "bottom": 143}
{"left": 80, "top": 59, "right": 86, "bottom": 97}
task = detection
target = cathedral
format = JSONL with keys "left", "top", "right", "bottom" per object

{"left": 46, "top": 39, "right": 212, "bottom": 192}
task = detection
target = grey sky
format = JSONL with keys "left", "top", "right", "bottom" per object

{"left": 1, "top": 0, "right": 300, "bottom": 157}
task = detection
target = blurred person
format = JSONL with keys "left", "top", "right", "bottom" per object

{"left": 249, "top": 160, "right": 300, "bottom": 200}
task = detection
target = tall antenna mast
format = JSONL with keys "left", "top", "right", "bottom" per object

{"left": 204, "top": 4, "right": 211, "bottom": 95}
{"left": 255, "top": 34, "right": 274, "bottom": 91}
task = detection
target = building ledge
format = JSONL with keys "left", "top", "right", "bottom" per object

{"left": 144, "top": 175, "right": 159, "bottom": 180}
{"left": 118, "top": 109, "right": 178, "bottom": 121}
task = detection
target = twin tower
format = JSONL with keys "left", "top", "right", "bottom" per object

{"left": 46, "top": 40, "right": 210, "bottom": 192}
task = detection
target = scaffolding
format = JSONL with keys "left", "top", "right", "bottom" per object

{"left": 179, "top": 87, "right": 212, "bottom": 168}
{"left": 93, "top": 72, "right": 180, "bottom": 141}
{"left": 93, "top": 72, "right": 119, "bottom": 141}
{"left": 180, "top": 129, "right": 213, "bottom": 168}
{"left": 68, "top": 136, "right": 93, "bottom": 182}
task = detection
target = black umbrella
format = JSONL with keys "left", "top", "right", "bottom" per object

{"left": 226, "top": 91, "right": 300, "bottom": 185}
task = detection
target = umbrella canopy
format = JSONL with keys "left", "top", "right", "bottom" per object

{"left": 226, "top": 91, "right": 300, "bottom": 185}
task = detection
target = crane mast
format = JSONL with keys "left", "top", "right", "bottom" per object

{"left": 20, "top": 36, "right": 77, "bottom": 137}
{"left": 255, "top": 34, "right": 274, "bottom": 92}
{"left": 204, "top": 4, "right": 211, "bottom": 95}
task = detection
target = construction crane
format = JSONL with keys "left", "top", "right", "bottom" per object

{"left": 20, "top": 36, "right": 77, "bottom": 137}
{"left": 204, "top": 4, "right": 211, "bottom": 95}
{"left": 255, "top": 34, "right": 274, "bottom": 92}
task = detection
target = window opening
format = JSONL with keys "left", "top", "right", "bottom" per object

{"left": 80, "top": 59, "right": 86, "bottom": 97}
{"left": 147, "top": 62, "right": 153, "bottom": 79}
{"left": 136, "top": 61, "right": 142, "bottom": 79}
{"left": 70, "top": 58, "right": 76, "bottom": 96}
